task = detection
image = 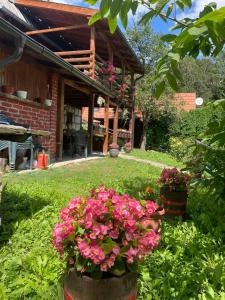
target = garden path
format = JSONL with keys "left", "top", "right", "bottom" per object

{"left": 120, "top": 153, "right": 170, "bottom": 169}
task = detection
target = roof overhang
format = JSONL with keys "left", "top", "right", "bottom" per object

{"left": 0, "top": 16, "right": 116, "bottom": 98}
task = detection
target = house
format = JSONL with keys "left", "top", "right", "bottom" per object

{"left": 0, "top": 0, "right": 144, "bottom": 163}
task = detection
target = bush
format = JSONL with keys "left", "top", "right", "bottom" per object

{"left": 169, "top": 104, "right": 224, "bottom": 139}
{"left": 169, "top": 137, "right": 194, "bottom": 162}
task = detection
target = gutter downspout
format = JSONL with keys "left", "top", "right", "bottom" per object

{"left": 0, "top": 34, "right": 26, "bottom": 68}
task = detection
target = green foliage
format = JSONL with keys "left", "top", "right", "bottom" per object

{"left": 86, "top": 0, "right": 225, "bottom": 96}
{"left": 138, "top": 220, "right": 225, "bottom": 299}
{"left": 169, "top": 104, "right": 224, "bottom": 139}
{"left": 169, "top": 137, "right": 194, "bottom": 162}
{"left": 179, "top": 56, "right": 225, "bottom": 100}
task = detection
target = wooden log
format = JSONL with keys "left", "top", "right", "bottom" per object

{"left": 90, "top": 26, "right": 96, "bottom": 79}
{"left": 103, "top": 97, "right": 109, "bottom": 154}
{"left": 73, "top": 64, "right": 92, "bottom": 69}
{"left": 113, "top": 105, "right": 118, "bottom": 144}
{"left": 26, "top": 24, "right": 88, "bottom": 36}
{"left": 64, "top": 57, "right": 91, "bottom": 63}
{"left": 56, "top": 79, "right": 65, "bottom": 161}
{"left": 55, "top": 50, "right": 93, "bottom": 56}
{"left": 88, "top": 94, "right": 94, "bottom": 154}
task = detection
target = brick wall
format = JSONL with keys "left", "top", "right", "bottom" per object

{"left": 0, "top": 72, "right": 59, "bottom": 160}
{"left": 174, "top": 93, "right": 196, "bottom": 111}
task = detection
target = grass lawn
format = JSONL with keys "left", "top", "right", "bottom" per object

{"left": 127, "top": 149, "right": 184, "bottom": 168}
{"left": 0, "top": 158, "right": 224, "bottom": 299}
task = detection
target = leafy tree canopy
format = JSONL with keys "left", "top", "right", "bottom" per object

{"left": 87, "top": 0, "right": 225, "bottom": 97}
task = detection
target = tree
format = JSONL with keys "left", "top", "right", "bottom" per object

{"left": 178, "top": 57, "right": 225, "bottom": 100}
{"left": 87, "top": 0, "right": 225, "bottom": 96}
{"left": 126, "top": 24, "right": 172, "bottom": 149}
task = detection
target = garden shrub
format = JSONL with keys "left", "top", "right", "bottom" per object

{"left": 169, "top": 104, "right": 224, "bottom": 139}
{"left": 169, "top": 137, "right": 194, "bottom": 162}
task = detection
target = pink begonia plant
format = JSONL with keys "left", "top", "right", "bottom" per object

{"left": 52, "top": 186, "right": 160, "bottom": 277}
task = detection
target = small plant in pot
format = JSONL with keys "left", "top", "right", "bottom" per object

{"left": 158, "top": 168, "right": 190, "bottom": 217}
{"left": 109, "top": 143, "right": 119, "bottom": 158}
{"left": 124, "top": 142, "right": 132, "bottom": 153}
{"left": 52, "top": 185, "right": 161, "bottom": 300}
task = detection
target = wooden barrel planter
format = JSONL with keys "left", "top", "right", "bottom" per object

{"left": 160, "top": 187, "right": 188, "bottom": 216}
{"left": 64, "top": 271, "right": 137, "bottom": 300}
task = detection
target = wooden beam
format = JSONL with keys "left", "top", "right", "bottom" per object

{"left": 90, "top": 26, "right": 96, "bottom": 79}
{"left": 103, "top": 96, "right": 109, "bottom": 154}
{"left": 55, "top": 50, "right": 93, "bottom": 56}
{"left": 129, "top": 72, "right": 135, "bottom": 148}
{"left": 56, "top": 79, "right": 65, "bottom": 161}
{"left": 73, "top": 64, "right": 92, "bottom": 69}
{"left": 64, "top": 79, "right": 91, "bottom": 95}
{"left": 64, "top": 57, "right": 90, "bottom": 63}
{"left": 113, "top": 105, "right": 118, "bottom": 144}
{"left": 88, "top": 94, "right": 95, "bottom": 154}
{"left": 97, "top": 31, "right": 134, "bottom": 73}
{"left": 26, "top": 24, "right": 88, "bottom": 36}
{"left": 16, "top": 0, "right": 97, "bottom": 17}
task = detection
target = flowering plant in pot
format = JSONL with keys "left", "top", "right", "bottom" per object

{"left": 158, "top": 168, "right": 191, "bottom": 216}
{"left": 109, "top": 143, "right": 119, "bottom": 158}
{"left": 124, "top": 142, "right": 132, "bottom": 153}
{"left": 52, "top": 186, "right": 160, "bottom": 300}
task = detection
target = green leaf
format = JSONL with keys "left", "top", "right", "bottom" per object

{"left": 110, "top": 0, "right": 122, "bottom": 18}
{"left": 85, "top": 0, "right": 98, "bottom": 4}
{"left": 109, "top": 258, "right": 126, "bottom": 276}
{"left": 131, "top": 1, "right": 138, "bottom": 15}
{"left": 88, "top": 11, "right": 102, "bottom": 26}
{"left": 171, "top": 61, "right": 183, "bottom": 81}
{"left": 168, "top": 52, "right": 180, "bottom": 62}
{"left": 107, "top": 16, "right": 117, "bottom": 33}
{"left": 155, "top": 80, "right": 165, "bottom": 98}
{"left": 139, "top": 11, "right": 155, "bottom": 25}
{"left": 100, "top": 0, "right": 111, "bottom": 17}
{"left": 166, "top": 3, "right": 174, "bottom": 17}
{"left": 161, "top": 34, "right": 177, "bottom": 42}
{"left": 155, "top": 0, "right": 169, "bottom": 14}
{"left": 182, "top": 0, "right": 192, "bottom": 8}
{"left": 166, "top": 72, "right": 178, "bottom": 90}
{"left": 188, "top": 26, "right": 207, "bottom": 36}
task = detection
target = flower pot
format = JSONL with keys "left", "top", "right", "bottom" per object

{"left": 124, "top": 148, "right": 132, "bottom": 153}
{"left": 141, "top": 204, "right": 165, "bottom": 232}
{"left": 64, "top": 271, "right": 137, "bottom": 300}
{"left": 1, "top": 85, "right": 14, "bottom": 95}
{"left": 160, "top": 186, "right": 188, "bottom": 216}
{"left": 109, "top": 148, "right": 119, "bottom": 158}
{"left": 16, "top": 90, "right": 27, "bottom": 99}
{"left": 45, "top": 99, "right": 52, "bottom": 107}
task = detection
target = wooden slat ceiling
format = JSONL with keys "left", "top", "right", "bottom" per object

{"left": 15, "top": 0, "right": 144, "bottom": 74}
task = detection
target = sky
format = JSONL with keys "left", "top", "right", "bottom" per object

{"left": 52, "top": 0, "right": 225, "bottom": 34}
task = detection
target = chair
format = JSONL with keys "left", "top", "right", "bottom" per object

{"left": 0, "top": 137, "right": 33, "bottom": 170}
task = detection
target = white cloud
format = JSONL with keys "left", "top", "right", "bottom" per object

{"left": 179, "top": 0, "right": 225, "bottom": 19}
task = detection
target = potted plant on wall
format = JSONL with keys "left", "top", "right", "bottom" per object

{"left": 52, "top": 185, "right": 161, "bottom": 300}
{"left": 158, "top": 168, "right": 190, "bottom": 216}
{"left": 109, "top": 143, "right": 119, "bottom": 158}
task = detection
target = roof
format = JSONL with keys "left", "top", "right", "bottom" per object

{"left": 0, "top": 0, "right": 27, "bottom": 22}
{"left": 15, "top": 0, "right": 144, "bottom": 74}
{"left": 0, "top": 16, "right": 116, "bottom": 98}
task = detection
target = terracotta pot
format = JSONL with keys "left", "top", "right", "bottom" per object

{"left": 141, "top": 204, "right": 165, "bottom": 232}
{"left": 1, "top": 85, "right": 14, "bottom": 95}
{"left": 64, "top": 271, "right": 137, "bottom": 300}
{"left": 109, "top": 148, "right": 119, "bottom": 158}
{"left": 160, "top": 186, "right": 188, "bottom": 216}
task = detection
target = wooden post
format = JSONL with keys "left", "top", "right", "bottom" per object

{"left": 56, "top": 79, "right": 64, "bottom": 161}
{"left": 103, "top": 96, "right": 109, "bottom": 154}
{"left": 88, "top": 94, "right": 94, "bottom": 154}
{"left": 90, "top": 26, "right": 95, "bottom": 79}
{"left": 129, "top": 73, "right": 135, "bottom": 148}
{"left": 113, "top": 105, "right": 119, "bottom": 144}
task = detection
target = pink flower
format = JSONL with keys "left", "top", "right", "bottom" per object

{"left": 112, "top": 245, "right": 120, "bottom": 256}
{"left": 145, "top": 201, "right": 157, "bottom": 216}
